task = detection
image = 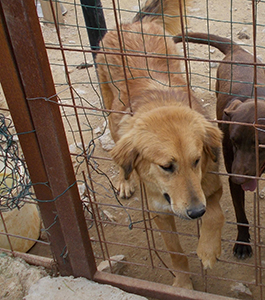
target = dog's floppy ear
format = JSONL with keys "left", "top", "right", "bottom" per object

{"left": 110, "top": 135, "right": 139, "bottom": 180}
{"left": 223, "top": 99, "right": 242, "bottom": 119}
{"left": 203, "top": 122, "right": 223, "bottom": 162}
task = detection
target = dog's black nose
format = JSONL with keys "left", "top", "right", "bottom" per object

{"left": 163, "top": 193, "right": 171, "bottom": 204}
{"left": 187, "top": 204, "right": 206, "bottom": 219}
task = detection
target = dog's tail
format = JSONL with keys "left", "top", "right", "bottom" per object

{"left": 133, "top": 0, "right": 189, "bottom": 36}
{"left": 173, "top": 32, "right": 241, "bottom": 55}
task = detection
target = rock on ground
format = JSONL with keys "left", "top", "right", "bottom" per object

{"left": 0, "top": 253, "right": 47, "bottom": 299}
{"left": 25, "top": 276, "right": 148, "bottom": 300}
{"left": 0, "top": 253, "right": 147, "bottom": 300}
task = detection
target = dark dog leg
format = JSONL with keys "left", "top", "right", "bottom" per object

{"left": 222, "top": 124, "right": 252, "bottom": 259}
{"left": 229, "top": 178, "right": 252, "bottom": 259}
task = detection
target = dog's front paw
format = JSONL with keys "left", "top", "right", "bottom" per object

{"left": 197, "top": 240, "right": 221, "bottom": 269}
{"left": 118, "top": 178, "right": 136, "bottom": 199}
{"left": 233, "top": 229, "right": 252, "bottom": 259}
{"left": 233, "top": 241, "right": 252, "bottom": 259}
{"left": 172, "top": 274, "right": 193, "bottom": 290}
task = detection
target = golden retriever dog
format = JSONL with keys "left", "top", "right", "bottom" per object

{"left": 96, "top": 0, "right": 224, "bottom": 289}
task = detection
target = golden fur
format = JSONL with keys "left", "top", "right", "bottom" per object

{"left": 96, "top": 0, "right": 224, "bottom": 289}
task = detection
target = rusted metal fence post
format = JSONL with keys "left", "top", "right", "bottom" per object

{"left": 0, "top": 0, "right": 96, "bottom": 278}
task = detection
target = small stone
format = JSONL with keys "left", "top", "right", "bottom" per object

{"left": 78, "top": 184, "right": 86, "bottom": 197}
{"left": 210, "top": 62, "right": 218, "bottom": 68}
{"left": 103, "top": 210, "right": 117, "bottom": 222}
{"left": 189, "top": 8, "right": 200, "bottom": 12}
{"left": 98, "top": 129, "right": 115, "bottom": 151}
{"left": 237, "top": 29, "right": 250, "bottom": 40}
{"left": 94, "top": 126, "right": 102, "bottom": 135}
{"left": 75, "top": 88, "right": 86, "bottom": 95}
{"left": 231, "top": 283, "right": 252, "bottom": 297}
{"left": 97, "top": 255, "right": 126, "bottom": 274}
{"left": 202, "top": 103, "right": 210, "bottom": 108}
{"left": 257, "top": 55, "right": 263, "bottom": 62}
{"left": 259, "top": 188, "right": 265, "bottom": 199}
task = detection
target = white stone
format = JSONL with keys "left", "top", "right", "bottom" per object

{"left": 98, "top": 129, "right": 115, "bottom": 151}
{"left": 231, "top": 282, "right": 252, "bottom": 296}
{"left": 97, "top": 254, "right": 126, "bottom": 274}
{"left": 25, "top": 276, "right": 147, "bottom": 300}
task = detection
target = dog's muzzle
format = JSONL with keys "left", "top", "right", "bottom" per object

{"left": 187, "top": 204, "right": 206, "bottom": 219}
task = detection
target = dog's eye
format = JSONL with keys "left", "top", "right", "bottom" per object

{"left": 160, "top": 163, "right": 174, "bottom": 173}
{"left": 193, "top": 158, "right": 200, "bottom": 168}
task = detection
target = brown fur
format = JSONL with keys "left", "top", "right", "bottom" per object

{"left": 173, "top": 32, "right": 265, "bottom": 259}
{"left": 96, "top": 2, "right": 224, "bottom": 289}
{"left": 133, "top": 0, "right": 187, "bottom": 36}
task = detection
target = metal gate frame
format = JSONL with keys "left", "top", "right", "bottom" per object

{"left": 0, "top": 1, "right": 237, "bottom": 299}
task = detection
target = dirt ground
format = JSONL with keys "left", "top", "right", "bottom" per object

{"left": 3, "top": 0, "right": 265, "bottom": 299}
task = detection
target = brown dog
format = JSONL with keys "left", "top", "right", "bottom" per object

{"left": 173, "top": 32, "right": 265, "bottom": 259}
{"left": 96, "top": 2, "right": 224, "bottom": 289}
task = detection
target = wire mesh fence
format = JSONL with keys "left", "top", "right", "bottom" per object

{"left": 1, "top": 0, "right": 265, "bottom": 299}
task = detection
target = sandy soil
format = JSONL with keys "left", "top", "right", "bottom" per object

{"left": 2, "top": 0, "right": 265, "bottom": 299}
